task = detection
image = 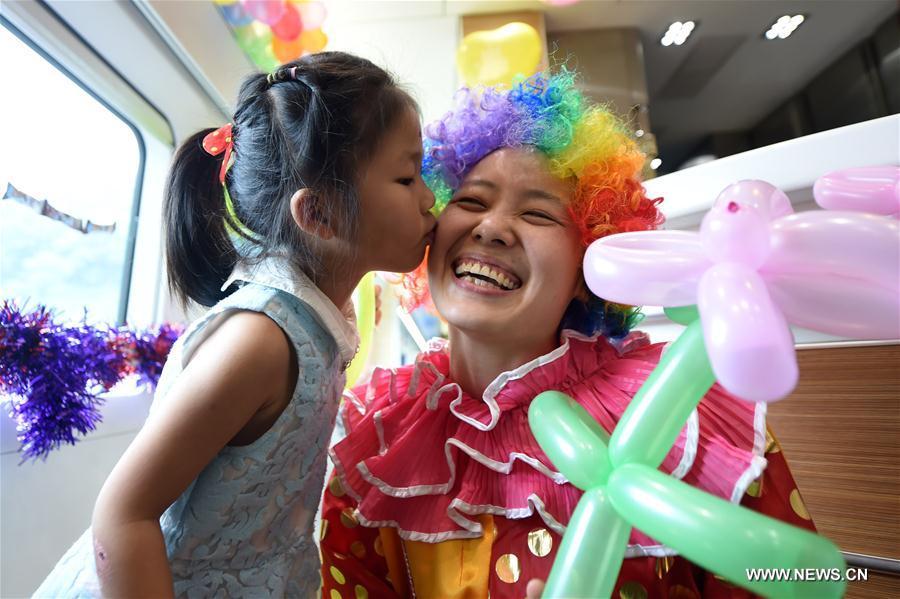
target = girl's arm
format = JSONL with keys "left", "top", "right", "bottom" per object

{"left": 92, "top": 311, "right": 296, "bottom": 598}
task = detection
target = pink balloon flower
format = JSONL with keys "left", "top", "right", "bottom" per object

{"left": 583, "top": 179, "right": 900, "bottom": 403}
{"left": 813, "top": 165, "right": 900, "bottom": 217}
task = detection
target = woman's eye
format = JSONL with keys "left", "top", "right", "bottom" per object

{"left": 452, "top": 197, "right": 484, "bottom": 208}
{"left": 525, "top": 210, "right": 557, "bottom": 223}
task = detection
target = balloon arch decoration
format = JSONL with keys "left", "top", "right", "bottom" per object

{"left": 214, "top": 0, "right": 329, "bottom": 72}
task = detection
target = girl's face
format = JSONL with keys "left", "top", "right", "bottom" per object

{"left": 356, "top": 108, "right": 437, "bottom": 273}
{"left": 428, "top": 148, "right": 585, "bottom": 347}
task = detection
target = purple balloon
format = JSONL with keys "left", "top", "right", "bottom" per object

{"left": 763, "top": 211, "right": 900, "bottom": 291}
{"left": 698, "top": 263, "right": 798, "bottom": 402}
{"left": 584, "top": 175, "right": 900, "bottom": 404}
{"left": 221, "top": 2, "right": 254, "bottom": 26}
{"left": 700, "top": 200, "right": 771, "bottom": 269}
{"left": 243, "top": 0, "right": 286, "bottom": 26}
{"left": 715, "top": 180, "right": 793, "bottom": 221}
{"left": 814, "top": 166, "right": 900, "bottom": 217}
{"left": 583, "top": 231, "right": 708, "bottom": 307}
{"left": 767, "top": 272, "right": 900, "bottom": 339}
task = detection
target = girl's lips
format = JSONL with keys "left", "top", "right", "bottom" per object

{"left": 424, "top": 222, "right": 437, "bottom": 246}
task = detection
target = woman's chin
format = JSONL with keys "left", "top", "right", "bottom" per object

{"left": 437, "top": 299, "right": 504, "bottom": 333}
{"left": 432, "top": 274, "right": 529, "bottom": 332}
{"left": 445, "top": 316, "right": 506, "bottom": 338}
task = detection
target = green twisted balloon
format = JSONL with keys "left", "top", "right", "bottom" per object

{"left": 528, "top": 307, "right": 846, "bottom": 598}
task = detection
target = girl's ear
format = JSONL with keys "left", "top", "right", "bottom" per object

{"left": 290, "top": 188, "right": 335, "bottom": 240}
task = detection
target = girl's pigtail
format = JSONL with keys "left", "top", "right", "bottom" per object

{"left": 163, "top": 128, "right": 238, "bottom": 307}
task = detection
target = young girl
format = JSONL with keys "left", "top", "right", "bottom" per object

{"left": 35, "top": 51, "right": 435, "bottom": 598}
{"left": 319, "top": 71, "right": 816, "bottom": 598}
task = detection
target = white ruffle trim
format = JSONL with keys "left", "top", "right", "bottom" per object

{"left": 332, "top": 329, "right": 769, "bottom": 559}
{"left": 730, "top": 401, "right": 769, "bottom": 503}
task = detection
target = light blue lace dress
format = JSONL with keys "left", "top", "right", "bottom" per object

{"left": 34, "top": 258, "right": 358, "bottom": 598}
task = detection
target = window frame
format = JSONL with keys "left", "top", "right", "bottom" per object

{"left": 2, "top": 17, "right": 146, "bottom": 324}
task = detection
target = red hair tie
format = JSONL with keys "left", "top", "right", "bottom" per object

{"left": 202, "top": 123, "right": 234, "bottom": 184}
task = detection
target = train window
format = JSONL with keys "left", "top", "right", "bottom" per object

{"left": 0, "top": 24, "right": 143, "bottom": 324}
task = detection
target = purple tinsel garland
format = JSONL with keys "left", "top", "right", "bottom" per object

{"left": 0, "top": 301, "right": 180, "bottom": 460}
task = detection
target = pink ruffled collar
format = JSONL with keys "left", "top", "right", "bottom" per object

{"left": 330, "top": 330, "right": 766, "bottom": 557}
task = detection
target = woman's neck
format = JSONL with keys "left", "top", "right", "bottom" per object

{"left": 447, "top": 328, "right": 559, "bottom": 398}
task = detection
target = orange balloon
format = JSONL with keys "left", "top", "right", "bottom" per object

{"left": 299, "top": 28, "right": 328, "bottom": 53}
{"left": 272, "top": 35, "right": 304, "bottom": 62}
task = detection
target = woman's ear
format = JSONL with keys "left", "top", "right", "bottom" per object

{"left": 290, "top": 188, "right": 335, "bottom": 240}
{"left": 574, "top": 273, "right": 591, "bottom": 304}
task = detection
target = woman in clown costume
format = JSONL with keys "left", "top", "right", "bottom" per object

{"left": 319, "top": 71, "right": 815, "bottom": 599}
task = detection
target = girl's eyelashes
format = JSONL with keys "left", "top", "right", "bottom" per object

{"left": 397, "top": 177, "right": 415, "bottom": 186}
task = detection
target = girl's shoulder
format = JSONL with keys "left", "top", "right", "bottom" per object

{"left": 215, "top": 255, "right": 359, "bottom": 367}
{"left": 198, "top": 308, "right": 292, "bottom": 365}
{"left": 154, "top": 283, "right": 343, "bottom": 417}
{"left": 182, "top": 283, "right": 341, "bottom": 365}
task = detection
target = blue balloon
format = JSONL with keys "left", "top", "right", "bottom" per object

{"left": 221, "top": 3, "right": 254, "bottom": 27}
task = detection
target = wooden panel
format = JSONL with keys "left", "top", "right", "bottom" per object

{"left": 766, "top": 344, "right": 900, "bottom": 562}
{"left": 845, "top": 570, "right": 900, "bottom": 599}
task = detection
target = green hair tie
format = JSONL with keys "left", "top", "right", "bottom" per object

{"left": 223, "top": 185, "right": 257, "bottom": 240}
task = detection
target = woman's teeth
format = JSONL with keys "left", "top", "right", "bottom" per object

{"left": 454, "top": 260, "right": 520, "bottom": 290}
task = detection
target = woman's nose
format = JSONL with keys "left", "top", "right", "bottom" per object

{"left": 472, "top": 215, "right": 515, "bottom": 246}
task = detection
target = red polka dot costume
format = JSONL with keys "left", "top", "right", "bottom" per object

{"left": 320, "top": 334, "right": 816, "bottom": 598}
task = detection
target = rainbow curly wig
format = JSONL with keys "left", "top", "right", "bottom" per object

{"left": 405, "top": 69, "right": 664, "bottom": 339}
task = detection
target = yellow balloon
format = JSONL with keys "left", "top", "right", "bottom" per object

{"left": 299, "top": 28, "right": 328, "bottom": 53}
{"left": 345, "top": 272, "right": 375, "bottom": 389}
{"left": 213, "top": 0, "right": 238, "bottom": 5}
{"left": 456, "top": 22, "right": 542, "bottom": 88}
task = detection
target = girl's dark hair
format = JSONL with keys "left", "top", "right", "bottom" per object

{"left": 164, "top": 52, "right": 416, "bottom": 307}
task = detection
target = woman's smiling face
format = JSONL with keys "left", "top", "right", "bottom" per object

{"left": 427, "top": 147, "right": 585, "bottom": 346}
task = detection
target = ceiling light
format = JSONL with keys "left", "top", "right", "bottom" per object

{"left": 650, "top": 158, "right": 662, "bottom": 170}
{"left": 764, "top": 14, "right": 805, "bottom": 40}
{"left": 661, "top": 20, "right": 697, "bottom": 47}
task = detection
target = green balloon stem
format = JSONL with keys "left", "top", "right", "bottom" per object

{"left": 530, "top": 306, "right": 846, "bottom": 599}
{"left": 543, "top": 487, "right": 630, "bottom": 599}
{"left": 608, "top": 464, "right": 847, "bottom": 599}
{"left": 664, "top": 304, "right": 700, "bottom": 325}
{"left": 529, "top": 391, "right": 613, "bottom": 490}
{"left": 609, "top": 318, "right": 715, "bottom": 469}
